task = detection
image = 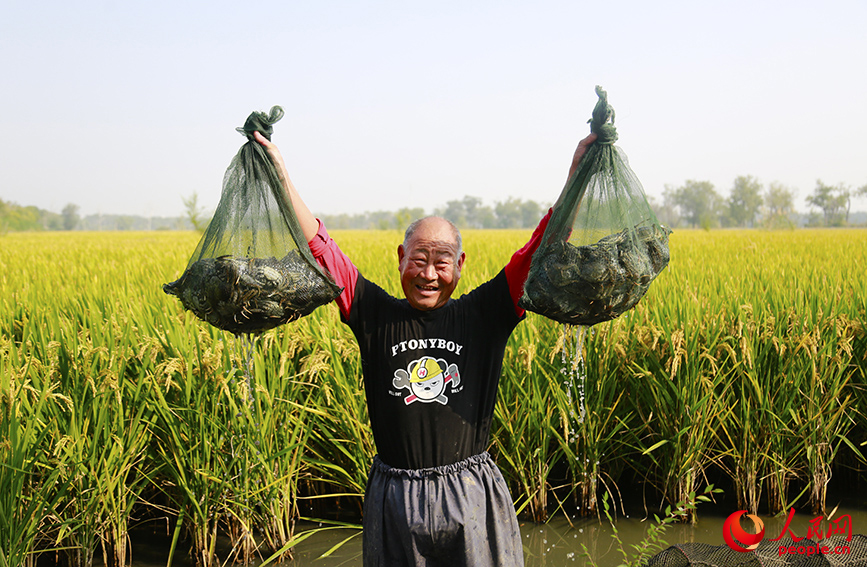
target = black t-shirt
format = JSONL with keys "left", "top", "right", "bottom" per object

{"left": 344, "top": 269, "right": 523, "bottom": 470}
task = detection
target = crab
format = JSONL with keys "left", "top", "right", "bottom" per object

{"left": 163, "top": 249, "right": 341, "bottom": 335}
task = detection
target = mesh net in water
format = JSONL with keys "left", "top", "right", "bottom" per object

{"left": 519, "top": 86, "right": 671, "bottom": 326}
{"left": 645, "top": 536, "right": 867, "bottom": 567}
{"left": 164, "top": 106, "right": 342, "bottom": 335}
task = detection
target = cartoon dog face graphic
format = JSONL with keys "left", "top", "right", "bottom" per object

{"left": 409, "top": 358, "right": 446, "bottom": 401}
{"left": 393, "top": 356, "right": 461, "bottom": 405}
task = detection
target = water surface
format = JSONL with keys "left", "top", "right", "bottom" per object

{"left": 113, "top": 500, "right": 867, "bottom": 567}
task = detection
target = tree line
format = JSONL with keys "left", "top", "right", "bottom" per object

{"left": 658, "top": 177, "right": 867, "bottom": 229}
{"left": 0, "top": 200, "right": 82, "bottom": 232}
{"left": 1, "top": 196, "right": 547, "bottom": 233}
{"left": 319, "top": 196, "right": 548, "bottom": 230}
{"left": 0, "top": 199, "right": 193, "bottom": 232}
{"left": 3, "top": 179, "right": 866, "bottom": 233}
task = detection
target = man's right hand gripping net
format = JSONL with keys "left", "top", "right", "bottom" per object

{"left": 519, "top": 86, "right": 671, "bottom": 326}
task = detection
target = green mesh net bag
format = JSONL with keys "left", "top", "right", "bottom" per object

{"left": 519, "top": 87, "right": 671, "bottom": 326}
{"left": 164, "top": 106, "right": 342, "bottom": 335}
{"left": 646, "top": 536, "right": 867, "bottom": 567}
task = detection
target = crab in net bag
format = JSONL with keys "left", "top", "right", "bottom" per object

{"left": 519, "top": 87, "right": 671, "bottom": 326}
{"left": 163, "top": 106, "right": 342, "bottom": 335}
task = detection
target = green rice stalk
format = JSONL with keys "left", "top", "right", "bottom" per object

{"left": 47, "top": 326, "right": 154, "bottom": 567}
{"left": 626, "top": 314, "right": 731, "bottom": 522}
{"left": 562, "top": 321, "right": 634, "bottom": 517}
{"left": 0, "top": 338, "right": 80, "bottom": 567}
{"left": 787, "top": 317, "right": 861, "bottom": 515}
{"left": 494, "top": 321, "right": 566, "bottom": 522}
{"left": 147, "top": 330, "right": 238, "bottom": 567}
{"left": 2, "top": 227, "right": 867, "bottom": 548}
{"left": 244, "top": 331, "right": 315, "bottom": 561}
{"left": 301, "top": 317, "right": 374, "bottom": 509}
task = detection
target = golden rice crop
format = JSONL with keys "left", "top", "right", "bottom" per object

{"left": 0, "top": 227, "right": 865, "bottom": 563}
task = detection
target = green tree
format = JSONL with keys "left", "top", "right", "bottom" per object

{"left": 855, "top": 184, "right": 867, "bottom": 217}
{"left": 182, "top": 192, "right": 207, "bottom": 231}
{"left": 518, "top": 199, "right": 544, "bottom": 228}
{"left": 647, "top": 193, "right": 681, "bottom": 228}
{"left": 10, "top": 205, "right": 42, "bottom": 231}
{"left": 62, "top": 203, "right": 80, "bottom": 231}
{"left": 395, "top": 207, "right": 425, "bottom": 230}
{"left": 46, "top": 214, "right": 63, "bottom": 230}
{"left": 727, "top": 176, "right": 763, "bottom": 227}
{"left": 663, "top": 180, "right": 723, "bottom": 228}
{"left": 762, "top": 182, "right": 796, "bottom": 228}
{"left": 437, "top": 196, "right": 495, "bottom": 228}
{"left": 494, "top": 197, "right": 523, "bottom": 228}
{"left": 806, "top": 180, "right": 849, "bottom": 226}
{"left": 117, "top": 216, "right": 134, "bottom": 231}
{"left": 0, "top": 199, "right": 8, "bottom": 233}
{"left": 764, "top": 182, "right": 795, "bottom": 217}
{"left": 493, "top": 197, "right": 543, "bottom": 228}
{"left": 475, "top": 206, "right": 496, "bottom": 228}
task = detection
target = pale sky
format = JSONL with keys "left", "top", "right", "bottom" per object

{"left": 2, "top": 0, "right": 865, "bottom": 219}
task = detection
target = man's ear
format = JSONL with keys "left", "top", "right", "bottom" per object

{"left": 456, "top": 251, "right": 466, "bottom": 275}
{"left": 397, "top": 244, "right": 405, "bottom": 266}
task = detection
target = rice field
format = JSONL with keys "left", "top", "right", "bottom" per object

{"left": 1, "top": 228, "right": 865, "bottom": 566}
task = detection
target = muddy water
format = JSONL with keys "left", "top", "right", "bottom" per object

{"left": 115, "top": 501, "right": 867, "bottom": 566}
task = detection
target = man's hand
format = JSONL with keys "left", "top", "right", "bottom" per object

{"left": 252, "top": 131, "right": 319, "bottom": 243}
{"left": 253, "top": 131, "right": 290, "bottom": 185}
{"left": 566, "top": 133, "right": 598, "bottom": 182}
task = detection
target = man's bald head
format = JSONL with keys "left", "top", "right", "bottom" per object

{"left": 403, "top": 217, "right": 462, "bottom": 258}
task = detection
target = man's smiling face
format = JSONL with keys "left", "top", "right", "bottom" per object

{"left": 398, "top": 217, "right": 466, "bottom": 311}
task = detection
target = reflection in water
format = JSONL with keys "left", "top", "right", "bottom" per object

{"left": 114, "top": 504, "right": 867, "bottom": 567}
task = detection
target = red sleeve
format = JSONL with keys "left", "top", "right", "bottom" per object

{"left": 503, "top": 208, "right": 552, "bottom": 316}
{"left": 307, "top": 219, "right": 358, "bottom": 320}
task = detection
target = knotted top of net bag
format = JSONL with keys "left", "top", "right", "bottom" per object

{"left": 519, "top": 87, "right": 671, "bottom": 326}
{"left": 164, "top": 106, "right": 342, "bottom": 335}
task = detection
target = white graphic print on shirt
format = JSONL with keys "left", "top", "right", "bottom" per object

{"left": 392, "top": 356, "right": 461, "bottom": 405}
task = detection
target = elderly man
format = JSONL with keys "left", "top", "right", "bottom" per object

{"left": 255, "top": 131, "right": 595, "bottom": 567}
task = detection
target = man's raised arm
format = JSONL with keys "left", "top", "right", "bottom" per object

{"left": 253, "top": 131, "right": 359, "bottom": 319}
{"left": 254, "top": 131, "right": 319, "bottom": 243}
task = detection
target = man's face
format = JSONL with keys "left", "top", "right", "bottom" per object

{"left": 398, "top": 218, "right": 466, "bottom": 311}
